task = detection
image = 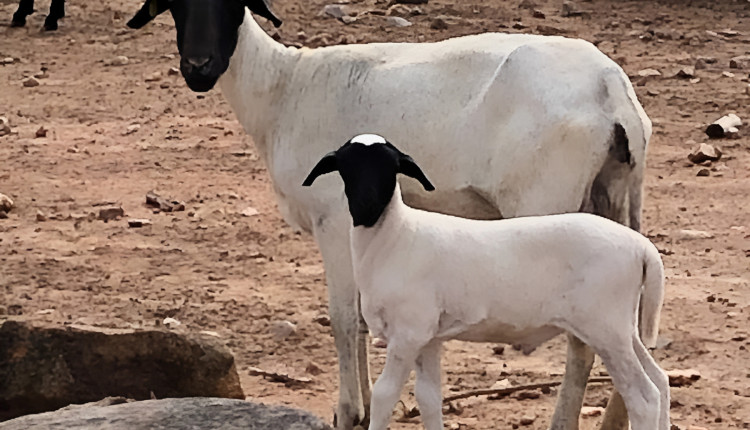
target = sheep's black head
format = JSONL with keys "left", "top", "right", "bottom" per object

{"left": 303, "top": 134, "right": 435, "bottom": 227}
{"left": 127, "top": 0, "right": 281, "bottom": 92}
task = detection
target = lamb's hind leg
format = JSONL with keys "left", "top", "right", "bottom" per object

{"left": 550, "top": 333, "right": 595, "bottom": 430}
{"left": 633, "top": 335, "right": 670, "bottom": 430}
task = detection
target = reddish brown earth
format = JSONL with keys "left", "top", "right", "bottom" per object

{"left": 1, "top": 0, "right": 749, "bottom": 428}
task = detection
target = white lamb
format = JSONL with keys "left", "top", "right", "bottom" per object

{"left": 127, "top": 2, "right": 653, "bottom": 427}
{"left": 303, "top": 134, "right": 669, "bottom": 430}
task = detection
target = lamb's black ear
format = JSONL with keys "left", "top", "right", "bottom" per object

{"left": 398, "top": 154, "right": 435, "bottom": 191}
{"left": 127, "top": 0, "right": 169, "bottom": 29}
{"left": 244, "top": 0, "right": 283, "bottom": 27}
{"left": 303, "top": 152, "right": 338, "bottom": 186}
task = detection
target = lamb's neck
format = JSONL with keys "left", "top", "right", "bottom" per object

{"left": 218, "top": 11, "right": 299, "bottom": 145}
{"left": 351, "top": 184, "right": 411, "bottom": 261}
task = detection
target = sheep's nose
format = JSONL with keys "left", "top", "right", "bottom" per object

{"left": 186, "top": 57, "right": 210, "bottom": 68}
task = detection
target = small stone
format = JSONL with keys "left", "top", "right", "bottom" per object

{"left": 1, "top": 57, "right": 14, "bottom": 65}
{"left": 110, "top": 55, "right": 129, "bottom": 66}
{"left": 430, "top": 17, "right": 448, "bottom": 30}
{"left": 694, "top": 58, "right": 708, "bottom": 70}
{"left": 667, "top": 369, "right": 701, "bottom": 387}
{"left": 532, "top": 9, "right": 546, "bottom": 19}
{"left": 167, "top": 67, "right": 180, "bottom": 76}
{"left": 386, "top": 16, "right": 412, "bottom": 27}
{"left": 688, "top": 143, "right": 722, "bottom": 164}
{"left": 162, "top": 317, "right": 181, "bottom": 328}
{"left": 23, "top": 77, "right": 40, "bottom": 87}
{"left": 35, "top": 126, "right": 48, "bottom": 138}
{"left": 519, "top": 415, "right": 536, "bottom": 426}
{"left": 341, "top": 15, "right": 357, "bottom": 24}
{"left": 677, "top": 229, "right": 714, "bottom": 240}
{"left": 581, "top": 406, "right": 605, "bottom": 417}
{"left": 320, "top": 4, "right": 350, "bottom": 19}
{"left": 491, "top": 378, "right": 512, "bottom": 390}
{"left": 492, "top": 344, "right": 505, "bottom": 355}
{"left": 270, "top": 320, "right": 297, "bottom": 341}
{"left": 371, "top": 337, "right": 388, "bottom": 348}
{"left": 647, "top": 89, "right": 660, "bottom": 96}
{"left": 722, "top": 71, "right": 735, "bottom": 78}
{"left": 513, "top": 22, "right": 528, "bottom": 30}
{"left": 123, "top": 124, "right": 141, "bottom": 135}
{"left": 240, "top": 206, "right": 259, "bottom": 217}
{"left": 305, "top": 361, "right": 324, "bottom": 376}
{"left": 0, "top": 210, "right": 7, "bottom": 219}
{"left": 36, "top": 210, "right": 47, "bottom": 222}
{"left": 98, "top": 206, "right": 125, "bottom": 222}
{"left": 313, "top": 314, "right": 330, "bottom": 326}
{"left": 145, "top": 72, "right": 162, "bottom": 82}
{"left": 729, "top": 55, "right": 750, "bottom": 69}
{"left": 128, "top": 218, "right": 152, "bottom": 228}
{"left": 159, "top": 82, "right": 170, "bottom": 89}
{"left": 0, "top": 117, "right": 10, "bottom": 136}
{"left": 0, "top": 193, "right": 15, "bottom": 213}
{"left": 674, "top": 66, "right": 695, "bottom": 79}
{"left": 518, "top": 0, "right": 537, "bottom": 9}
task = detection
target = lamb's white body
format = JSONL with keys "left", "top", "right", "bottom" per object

{"left": 218, "top": 11, "right": 651, "bottom": 429}
{"left": 354, "top": 185, "right": 669, "bottom": 430}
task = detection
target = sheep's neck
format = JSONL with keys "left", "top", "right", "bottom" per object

{"left": 218, "top": 11, "right": 298, "bottom": 153}
{"left": 351, "top": 184, "right": 409, "bottom": 262}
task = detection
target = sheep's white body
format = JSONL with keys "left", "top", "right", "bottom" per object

{"left": 352, "top": 185, "right": 668, "bottom": 430}
{"left": 218, "top": 10, "right": 651, "bottom": 429}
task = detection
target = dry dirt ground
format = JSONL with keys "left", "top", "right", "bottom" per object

{"left": 1, "top": 0, "right": 749, "bottom": 428}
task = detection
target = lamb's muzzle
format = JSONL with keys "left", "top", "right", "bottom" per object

{"left": 305, "top": 136, "right": 670, "bottom": 430}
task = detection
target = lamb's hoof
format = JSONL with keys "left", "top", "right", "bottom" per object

{"left": 42, "top": 18, "right": 58, "bottom": 31}
{"left": 333, "top": 412, "right": 367, "bottom": 430}
{"left": 10, "top": 16, "right": 26, "bottom": 27}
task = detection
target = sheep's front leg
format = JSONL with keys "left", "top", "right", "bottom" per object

{"left": 314, "top": 222, "right": 366, "bottom": 429}
{"left": 415, "top": 341, "right": 443, "bottom": 430}
{"left": 550, "top": 333, "right": 595, "bottom": 430}
{"left": 369, "top": 343, "right": 417, "bottom": 430}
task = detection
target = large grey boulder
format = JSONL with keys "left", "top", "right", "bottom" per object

{"left": 0, "top": 397, "right": 332, "bottom": 430}
{"left": 0, "top": 321, "right": 243, "bottom": 421}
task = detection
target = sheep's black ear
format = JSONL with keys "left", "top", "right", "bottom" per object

{"left": 398, "top": 154, "right": 435, "bottom": 191}
{"left": 303, "top": 152, "right": 338, "bottom": 186}
{"left": 127, "top": 0, "right": 169, "bottom": 29}
{"left": 244, "top": 0, "right": 283, "bottom": 27}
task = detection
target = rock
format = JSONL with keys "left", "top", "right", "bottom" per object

{"left": 110, "top": 56, "right": 129, "bottom": 66}
{"left": 162, "top": 317, "right": 181, "bottom": 328}
{"left": 0, "top": 397, "right": 331, "bottom": 430}
{"left": 694, "top": 58, "right": 708, "bottom": 70}
{"left": 696, "top": 168, "right": 710, "bottom": 177}
{"left": 240, "top": 206, "right": 259, "bottom": 217}
{"left": 532, "top": 9, "right": 546, "bottom": 19}
{"left": 666, "top": 368, "right": 701, "bottom": 387}
{"left": 312, "top": 314, "right": 330, "bottom": 327}
{"left": 677, "top": 229, "right": 714, "bottom": 240}
{"left": 127, "top": 218, "right": 152, "bottom": 228}
{"left": 491, "top": 378, "right": 512, "bottom": 390}
{"left": 519, "top": 414, "right": 536, "bottom": 426}
{"left": 581, "top": 406, "right": 605, "bottom": 417}
{"left": 386, "top": 16, "right": 412, "bottom": 27}
{"left": 0, "top": 193, "right": 14, "bottom": 213}
{"left": 0, "top": 117, "right": 10, "bottom": 136}
{"left": 320, "top": 4, "right": 350, "bottom": 19}
{"left": 0, "top": 210, "right": 7, "bottom": 219}
{"left": 23, "top": 77, "right": 40, "bottom": 87}
{"left": 341, "top": 15, "right": 357, "bottom": 24}
{"left": 123, "top": 124, "right": 140, "bottom": 135}
{"left": 36, "top": 210, "right": 47, "bottom": 222}
{"left": 674, "top": 66, "right": 695, "bottom": 79}
{"left": 146, "top": 191, "right": 185, "bottom": 213}
{"left": 270, "top": 320, "right": 297, "bottom": 341}
{"left": 1, "top": 57, "right": 14, "bottom": 65}
{"left": 492, "top": 344, "right": 505, "bottom": 355}
{"left": 687, "top": 143, "right": 722, "bottom": 164}
{"left": 97, "top": 206, "right": 125, "bottom": 222}
{"left": 167, "top": 67, "right": 180, "bottom": 76}
{"left": 722, "top": 71, "right": 735, "bottom": 78}
{"left": 638, "top": 68, "right": 661, "bottom": 78}
{"left": 430, "top": 17, "right": 449, "bottom": 30}
{"left": 0, "top": 321, "right": 244, "bottom": 421}
{"left": 730, "top": 55, "right": 750, "bottom": 69}
{"left": 144, "top": 72, "right": 162, "bottom": 82}
{"left": 35, "top": 126, "right": 48, "bottom": 138}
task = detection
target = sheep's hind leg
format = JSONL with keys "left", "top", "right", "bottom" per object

{"left": 550, "top": 333, "right": 595, "bottom": 430}
{"left": 11, "top": 0, "right": 34, "bottom": 27}
{"left": 369, "top": 343, "right": 418, "bottom": 430}
{"left": 415, "top": 340, "right": 443, "bottom": 430}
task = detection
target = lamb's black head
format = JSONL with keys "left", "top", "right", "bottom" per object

{"left": 303, "top": 134, "right": 435, "bottom": 227}
{"left": 127, "top": 0, "right": 281, "bottom": 93}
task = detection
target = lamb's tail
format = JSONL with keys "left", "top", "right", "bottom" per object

{"left": 639, "top": 243, "right": 665, "bottom": 348}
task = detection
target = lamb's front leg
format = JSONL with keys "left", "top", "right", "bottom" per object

{"left": 314, "top": 224, "right": 366, "bottom": 430}
{"left": 369, "top": 343, "right": 418, "bottom": 430}
{"left": 550, "top": 334, "right": 595, "bottom": 430}
{"left": 415, "top": 341, "right": 443, "bottom": 430}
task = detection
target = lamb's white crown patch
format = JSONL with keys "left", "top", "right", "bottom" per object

{"left": 350, "top": 134, "right": 387, "bottom": 146}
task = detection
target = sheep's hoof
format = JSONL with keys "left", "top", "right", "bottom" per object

{"left": 42, "top": 18, "right": 58, "bottom": 31}
{"left": 10, "top": 15, "right": 27, "bottom": 27}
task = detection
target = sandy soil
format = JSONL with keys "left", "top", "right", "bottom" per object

{"left": 1, "top": 0, "right": 749, "bottom": 428}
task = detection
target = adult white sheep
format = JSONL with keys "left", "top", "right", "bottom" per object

{"left": 303, "top": 134, "right": 669, "bottom": 430}
{"left": 126, "top": 1, "right": 652, "bottom": 429}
